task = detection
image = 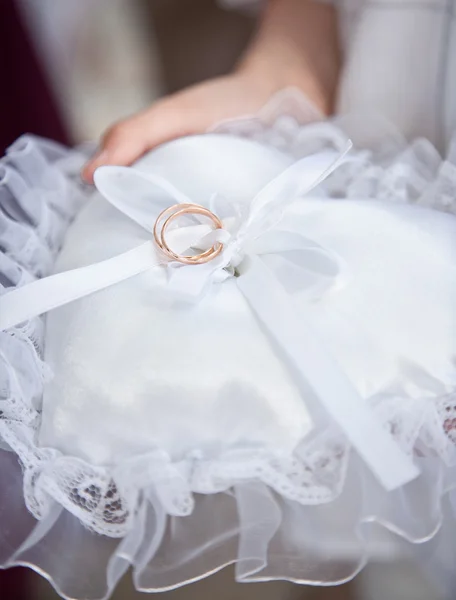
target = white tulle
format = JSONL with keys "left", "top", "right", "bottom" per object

{"left": 1, "top": 103, "right": 456, "bottom": 600}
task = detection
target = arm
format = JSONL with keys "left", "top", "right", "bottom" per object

{"left": 239, "top": 0, "right": 340, "bottom": 114}
{"left": 83, "top": 0, "right": 339, "bottom": 182}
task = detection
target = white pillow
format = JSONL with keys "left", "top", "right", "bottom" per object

{"left": 39, "top": 133, "right": 456, "bottom": 474}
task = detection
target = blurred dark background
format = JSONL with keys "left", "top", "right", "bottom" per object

{"left": 0, "top": 0, "right": 254, "bottom": 153}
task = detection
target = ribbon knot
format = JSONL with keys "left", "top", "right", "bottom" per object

{"left": 102, "top": 150, "right": 352, "bottom": 301}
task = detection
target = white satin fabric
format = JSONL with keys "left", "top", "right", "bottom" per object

{"left": 39, "top": 133, "right": 456, "bottom": 470}
{"left": 40, "top": 136, "right": 312, "bottom": 466}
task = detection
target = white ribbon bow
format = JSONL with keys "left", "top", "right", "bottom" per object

{"left": 0, "top": 142, "right": 419, "bottom": 491}
{"left": 93, "top": 149, "right": 350, "bottom": 301}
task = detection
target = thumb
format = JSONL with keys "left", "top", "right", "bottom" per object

{"left": 81, "top": 102, "right": 205, "bottom": 184}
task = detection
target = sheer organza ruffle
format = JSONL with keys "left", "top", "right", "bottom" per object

{"left": 1, "top": 109, "right": 456, "bottom": 599}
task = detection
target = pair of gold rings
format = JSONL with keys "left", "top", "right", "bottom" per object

{"left": 153, "top": 203, "right": 224, "bottom": 265}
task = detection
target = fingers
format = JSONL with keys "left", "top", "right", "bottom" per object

{"left": 82, "top": 125, "right": 145, "bottom": 184}
{"left": 82, "top": 100, "right": 203, "bottom": 184}
{"left": 81, "top": 75, "right": 252, "bottom": 184}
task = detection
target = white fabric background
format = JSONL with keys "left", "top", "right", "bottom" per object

{"left": 224, "top": 0, "right": 456, "bottom": 150}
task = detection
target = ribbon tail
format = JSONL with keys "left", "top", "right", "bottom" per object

{"left": 0, "top": 242, "right": 162, "bottom": 331}
{"left": 236, "top": 256, "right": 420, "bottom": 491}
{"left": 247, "top": 229, "right": 349, "bottom": 297}
{"left": 246, "top": 143, "right": 353, "bottom": 229}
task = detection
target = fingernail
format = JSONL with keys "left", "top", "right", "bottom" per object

{"left": 93, "top": 149, "right": 110, "bottom": 164}
{"left": 81, "top": 150, "right": 109, "bottom": 184}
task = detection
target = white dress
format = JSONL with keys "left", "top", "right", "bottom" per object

{"left": 223, "top": 0, "right": 456, "bottom": 150}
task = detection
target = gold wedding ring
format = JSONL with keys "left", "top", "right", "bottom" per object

{"left": 153, "top": 203, "right": 224, "bottom": 265}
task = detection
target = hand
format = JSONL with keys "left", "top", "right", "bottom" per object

{"left": 82, "top": 0, "right": 339, "bottom": 184}
{"left": 82, "top": 71, "right": 279, "bottom": 183}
